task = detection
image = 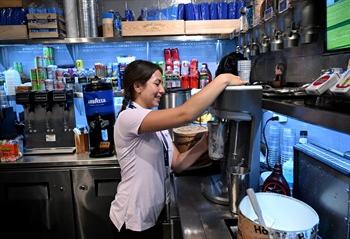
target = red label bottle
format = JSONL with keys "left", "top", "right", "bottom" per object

{"left": 262, "top": 162, "right": 291, "bottom": 196}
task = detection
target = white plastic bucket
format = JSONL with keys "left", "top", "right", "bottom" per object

{"left": 238, "top": 192, "right": 319, "bottom": 239}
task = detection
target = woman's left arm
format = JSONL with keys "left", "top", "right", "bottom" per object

{"left": 171, "top": 132, "right": 209, "bottom": 173}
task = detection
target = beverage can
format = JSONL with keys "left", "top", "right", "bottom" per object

{"left": 13, "top": 62, "right": 20, "bottom": 72}
{"left": 44, "top": 79, "right": 54, "bottom": 90}
{"left": 18, "top": 62, "right": 24, "bottom": 73}
{"left": 43, "top": 46, "right": 50, "bottom": 58}
{"left": 36, "top": 68, "right": 47, "bottom": 90}
{"left": 48, "top": 47, "right": 54, "bottom": 58}
{"left": 30, "top": 69, "right": 38, "bottom": 90}
{"left": 47, "top": 65, "right": 57, "bottom": 80}
{"left": 56, "top": 68, "right": 64, "bottom": 80}
{"left": 56, "top": 79, "right": 65, "bottom": 90}
{"left": 42, "top": 57, "right": 49, "bottom": 68}
{"left": 34, "top": 56, "right": 43, "bottom": 68}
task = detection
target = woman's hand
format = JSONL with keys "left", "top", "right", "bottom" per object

{"left": 216, "top": 73, "right": 247, "bottom": 86}
{"left": 197, "top": 131, "right": 209, "bottom": 150}
{"left": 171, "top": 131, "right": 209, "bottom": 173}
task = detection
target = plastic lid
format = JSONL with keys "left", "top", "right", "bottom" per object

{"left": 102, "top": 12, "right": 114, "bottom": 19}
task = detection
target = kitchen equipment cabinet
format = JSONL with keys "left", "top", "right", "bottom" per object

{"left": 71, "top": 166, "right": 121, "bottom": 239}
{"left": 0, "top": 168, "right": 76, "bottom": 239}
{"left": 0, "top": 165, "right": 121, "bottom": 239}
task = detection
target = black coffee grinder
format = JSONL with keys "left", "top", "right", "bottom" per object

{"left": 83, "top": 79, "right": 115, "bottom": 158}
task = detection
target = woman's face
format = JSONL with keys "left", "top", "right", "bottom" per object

{"left": 137, "top": 70, "right": 165, "bottom": 109}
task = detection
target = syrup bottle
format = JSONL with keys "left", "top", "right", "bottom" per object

{"left": 199, "top": 64, "right": 208, "bottom": 89}
{"left": 203, "top": 63, "right": 212, "bottom": 84}
{"left": 262, "top": 162, "right": 291, "bottom": 196}
{"left": 189, "top": 59, "right": 199, "bottom": 89}
{"left": 180, "top": 60, "right": 190, "bottom": 88}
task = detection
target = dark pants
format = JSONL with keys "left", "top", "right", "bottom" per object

{"left": 112, "top": 223, "right": 163, "bottom": 239}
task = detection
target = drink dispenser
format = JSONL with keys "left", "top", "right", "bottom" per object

{"left": 83, "top": 79, "right": 115, "bottom": 158}
{"left": 16, "top": 90, "right": 76, "bottom": 154}
{"left": 201, "top": 85, "right": 262, "bottom": 205}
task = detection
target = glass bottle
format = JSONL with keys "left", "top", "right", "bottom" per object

{"left": 64, "top": 68, "right": 74, "bottom": 91}
{"left": 165, "top": 66, "right": 173, "bottom": 89}
{"left": 77, "top": 69, "right": 88, "bottom": 92}
{"left": 299, "top": 130, "right": 308, "bottom": 144}
{"left": 189, "top": 59, "right": 199, "bottom": 89}
{"left": 87, "top": 68, "right": 96, "bottom": 84}
{"left": 199, "top": 64, "right": 208, "bottom": 89}
{"left": 181, "top": 61, "right": 190, "bottom": 88}
{"left": 172, "top": 65, "right": 181, "bottom": 88}
{"left": 203, "top": 63, "right": 212, "bottom": 84}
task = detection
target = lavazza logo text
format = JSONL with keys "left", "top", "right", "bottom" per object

{"left": 88, "top": 98, "right": 106, "bottom": 105}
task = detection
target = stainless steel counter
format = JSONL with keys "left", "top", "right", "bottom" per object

{"left": 0, "top": 152, "right": 119, "bottom": 169}
{"left": 173, "top": 175, "right": 235, "bottom": 239}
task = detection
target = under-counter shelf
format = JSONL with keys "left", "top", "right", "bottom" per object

{"left": 0, "top": 34, "right": 232, "bottom": 45}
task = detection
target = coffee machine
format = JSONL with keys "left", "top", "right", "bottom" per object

{"left": 83, "top": 79, "right": 115, "bottom": 158}
{"left": 15, "top": 90, "right": 76, "bottom": 154}
{"left": 201, "top": 85, "right": 262, "bottom": 205}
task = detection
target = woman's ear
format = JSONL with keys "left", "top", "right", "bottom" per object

{"left": 133, "top": 82, "right": 141, "bottom": 93}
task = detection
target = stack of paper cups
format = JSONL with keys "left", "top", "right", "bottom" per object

{"left": 238, "top": 60, "right": 252, "bottom": 83}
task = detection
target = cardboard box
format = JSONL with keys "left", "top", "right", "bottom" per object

{"left": 185, "top": 19, "right": 240, "bottom": 35}
{"left": 305, "top": 72, "right": 341, "bottom": 95}
{"left": 0, "top": 25, "right": 28, "bottom": 39}
{"left": 330, "top": 69, "right": 350, "bottom": 97}
{"left": 27, "top": 13, "right": 66, "bottom": 38}
{"left": 122, "top": 20, "right": 185, "bottom": 36}
{"left": 0, "top": 0, "right": 22, "bottom": 8}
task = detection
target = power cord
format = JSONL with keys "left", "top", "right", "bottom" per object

{"left": 262, "top": 116, "right": 279, "bottom": 171}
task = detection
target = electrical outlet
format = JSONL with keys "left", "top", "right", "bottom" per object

{"left": 273, "top": 113, "right": 288, "bottom": 122}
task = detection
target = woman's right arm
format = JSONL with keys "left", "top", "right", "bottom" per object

{"left": 139, "top": 73, "right": 246, "bottom": 133}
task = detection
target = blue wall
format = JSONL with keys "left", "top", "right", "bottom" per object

{"left": 261, "top": 110, "right": 350, "bottom": 156}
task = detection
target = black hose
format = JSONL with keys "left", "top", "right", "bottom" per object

{"left": 262, "top": 116, "right": 279, "bottom": 171}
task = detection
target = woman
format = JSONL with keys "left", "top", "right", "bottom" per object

{"left": 109, "top": 60, "right": 246, "bottom": 239}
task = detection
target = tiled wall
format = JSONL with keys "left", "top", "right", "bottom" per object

{"left": 249, "top": 26, "right": 350, "bottom": 85}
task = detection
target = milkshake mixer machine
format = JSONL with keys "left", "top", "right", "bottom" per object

{"left": 201, "top": 85, "right": 262, "bottom": 205}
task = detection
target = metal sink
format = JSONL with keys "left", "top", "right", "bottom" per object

{"left": 198, "top": 211, "right": 238, "bottom": 239}
{"left": 224, "top": 218, "right": 238, "bottom": 239}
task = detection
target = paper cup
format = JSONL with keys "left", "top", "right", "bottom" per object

{"left": 238, "top": 193, "right": 319, "bottom": 239}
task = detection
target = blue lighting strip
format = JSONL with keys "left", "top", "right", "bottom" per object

{"left": 295, "top": 143, "right": 350, "bottom": 176}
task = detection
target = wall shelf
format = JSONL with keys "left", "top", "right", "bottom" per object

{"left": 262, "top": 98, "right": 350, "bottom": 134}
{"left": 0, "top": 34, "right": 232, "bottom": 46}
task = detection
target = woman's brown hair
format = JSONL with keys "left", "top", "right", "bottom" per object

{"left": 118, "top": 60, "right": 162, "bottom": 116}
